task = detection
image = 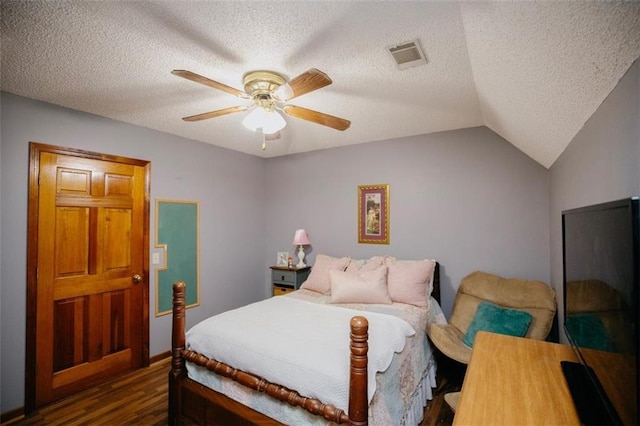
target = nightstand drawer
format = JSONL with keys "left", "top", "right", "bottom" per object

{"left": 273, "top": 284, "right": 294, "bottom": 296}
{"left": 269, "top": 266, "right": 311, "bottom": 296}
{"left": 272, "top": 269, "right": 297, "bottom": 285}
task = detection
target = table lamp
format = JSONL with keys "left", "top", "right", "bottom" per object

{"left": 292, "top": 229, "right": 311, "bottom": 268}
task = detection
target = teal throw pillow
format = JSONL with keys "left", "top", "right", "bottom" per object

{"left": 462, "top": 301, "right": 533, "bottom": 348}
{"left": 566, "top": 313, "right": 614, "bottom": 352}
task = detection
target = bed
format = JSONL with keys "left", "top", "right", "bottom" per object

{"left": 169, "top": 257, "right": 444, "bottom": 425}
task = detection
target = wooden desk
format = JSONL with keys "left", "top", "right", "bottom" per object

{"left": 454, "top": 331, "right": 581, "bottom": 425}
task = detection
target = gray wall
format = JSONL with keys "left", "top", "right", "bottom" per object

{"left": 264, "top": 126, "right": 550, "bottom": 316}
{"left": 549, "top": 59, "right": 640, "bottom": 342}
{"left": 0, "top": 92, "right": 267, "bottom": 413}
{"left": 3, "top": 55, "right": 636, "bottom": 414}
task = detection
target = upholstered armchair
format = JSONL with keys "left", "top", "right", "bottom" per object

{"left": 427, "top": 271, "right": 557, "bottom": 410}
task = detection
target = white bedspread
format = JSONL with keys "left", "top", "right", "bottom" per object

{"left": 186, "top": 296, "right": 415, "bottom": 411}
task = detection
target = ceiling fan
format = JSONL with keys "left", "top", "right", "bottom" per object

{"left": 172, "top": 68, "right": 351, "bottom": 135}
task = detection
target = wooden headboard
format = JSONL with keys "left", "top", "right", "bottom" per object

{"left": 432, "top": 262, "right": 441, "bottom": 305}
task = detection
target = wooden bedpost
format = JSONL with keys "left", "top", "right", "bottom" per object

{"left": 349, "top": 316, "right": 369, "bottom": 426}
{"left": 168, "top": 281, "right": 187, "bottom": 425}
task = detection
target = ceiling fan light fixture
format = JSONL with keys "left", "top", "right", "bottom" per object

{"left": 174, "top": 68, "right": 349, "bottom": 133}
{"left": 242, "top": 107, "right": 286, "bottom": 134}
{"left": 274, "top": 83, "right": 294, "bottom": 101}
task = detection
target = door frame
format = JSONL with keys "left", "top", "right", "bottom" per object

{"left": 25, "top": 142, "right": 151, "bottom": 413}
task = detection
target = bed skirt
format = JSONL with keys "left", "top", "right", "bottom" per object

{"left": 403, "top": 358, "right": 437, "bottom": 425}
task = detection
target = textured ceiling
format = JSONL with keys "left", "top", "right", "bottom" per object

{"left": 1, "top": 1, "right": 639, "bottom": 167}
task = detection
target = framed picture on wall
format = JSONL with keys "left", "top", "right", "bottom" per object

{"left": 276, "top": 251, "right": 290, "bottom": 266}
{"left": 358, "top": 184, "right": 389, "bottom": 244}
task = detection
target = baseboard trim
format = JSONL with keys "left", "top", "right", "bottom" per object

{"left": 150, "top": 350, "right": 171, "bottom": 364}
{"left": 1, "top": 406, "right": 24, "bottom": 425}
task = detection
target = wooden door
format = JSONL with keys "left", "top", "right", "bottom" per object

{"left": 26, "top": 143, "right": 150, "bottom": 411}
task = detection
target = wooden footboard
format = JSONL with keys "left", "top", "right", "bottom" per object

{"left": 168, "top": 281, "right": 369, "bottom": 425}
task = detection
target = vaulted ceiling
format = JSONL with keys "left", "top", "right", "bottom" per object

{"left": 1, "top": 1, "right": 639, "bottom": 167}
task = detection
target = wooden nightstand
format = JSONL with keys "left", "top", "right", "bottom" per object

{"left": 270, "top": 265, "right": 311, "bottom": 296}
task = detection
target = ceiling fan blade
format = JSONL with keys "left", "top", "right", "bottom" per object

{"left": 182, "top": 105, "right": 249, "bottom": 122}
{"left": 172, "top": 70, "right": 250, "bottom": 99}
{"left": 283, "top": 105, "right": 350, "bottom": 131}
{"left": 285, "top": 69, "right": 333, "bottom": 100}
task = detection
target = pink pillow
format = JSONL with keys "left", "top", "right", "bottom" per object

{"left": 329, "top": 266, "right": 391, "bottom": 304}
{"left": 300, "top": 254, "right": 351, "bottom": 294}
{"left": 385, "top": 258, "right": 436, "bottom": 307}
{"left": 345, "top": 256, "right": 385, "bottom": 274}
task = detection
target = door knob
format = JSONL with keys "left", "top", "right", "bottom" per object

{"left": 132, "top": 274, "right": 143, "bottom": 283}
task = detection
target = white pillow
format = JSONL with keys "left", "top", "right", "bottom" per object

{"left": 329, "top": 266, "right": 392, "bottom": 304}
{"left": 300, "top": 254, "right": 351, "bottom": 294}
{"left": 345, "top": 256, "right": 385, "bottom": 274}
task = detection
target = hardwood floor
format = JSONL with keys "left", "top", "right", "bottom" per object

{"left": 6, "top": 357, "right": 456, "bottom": 426}
{"left": 7, "top": 358, "right": 169, "bottom": 426}
{"left": 421, "top": 377, "right": 458, "bottom": 426}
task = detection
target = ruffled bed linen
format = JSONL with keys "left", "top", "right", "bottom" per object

{"left": 186, "top": 289, "right": 447, "bottom": 425}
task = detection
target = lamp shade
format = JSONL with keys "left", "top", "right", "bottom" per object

{"left": 242, "top": 107, "right": 286, "bottom": 134}
{"left": 274, "top": 83, "right": 294, "bottom": 101}
{"left": 292, "top": 229, "right": 311, "bottom": 245}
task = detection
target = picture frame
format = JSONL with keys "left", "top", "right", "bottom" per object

{"left": 358, "top": 184, "right": 390, "bottom": 244}
{"left": 276, "top": 251, "right": 290, "bottom": 266}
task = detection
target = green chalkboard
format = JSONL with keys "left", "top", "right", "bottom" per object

{"left": 155, "top": 200, "right": 199, "bottom": 316}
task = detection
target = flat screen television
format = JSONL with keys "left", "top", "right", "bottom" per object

{"left": 562, "top": 197, "right": 639, "bottom": 425}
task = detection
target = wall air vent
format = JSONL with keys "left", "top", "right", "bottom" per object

{"left": 387, "top": 39, "right": 427, "bottom": 70}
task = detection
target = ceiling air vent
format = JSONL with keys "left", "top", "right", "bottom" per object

{"left": 387, "top": 39, "right": 427, "bottom": 70}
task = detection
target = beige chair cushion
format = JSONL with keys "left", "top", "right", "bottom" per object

{"left": 427, "top": 271, "right": 556, "bottom": 365}
{"left": 428, "top": 323, "right": 471, "bottom": 364}
{"left": 444, "top": 391, "right": 461, "bottom": 412}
